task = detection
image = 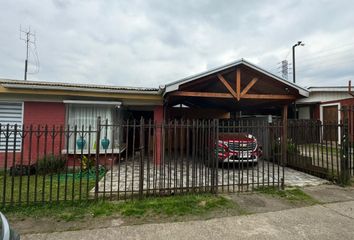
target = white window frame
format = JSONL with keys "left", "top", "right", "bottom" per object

{"left": 0, "top": 101, "right": 24, "bottom": 152}
{"left": 62, "top": 101, "right": 125, "bottom": 154}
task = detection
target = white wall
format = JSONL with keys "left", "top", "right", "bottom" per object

{"left": 297, "top": 91, "right": 351, "bottom": 104}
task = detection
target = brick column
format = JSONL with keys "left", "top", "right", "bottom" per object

{"left": 154, "top": 105, "right": 164, "bottom": 165}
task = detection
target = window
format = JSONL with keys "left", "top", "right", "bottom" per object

{"left": 66, "top": 103, "right": 123, "bottom": 153}
{"left": 0, "top": 102, "right": 23, "bottom": 151}
{"left": 298, "top": 106, "right": 310, "bottom": 120}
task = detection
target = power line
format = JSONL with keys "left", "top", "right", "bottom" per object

{"left": 295, "top": 57, "right": 354, "bottom": 75}
{"left": 267, "top": 42, "right": 354, "bottom": 80}
{"left": 270, "top": 47, "right": 353, "bottom": 77}
{"left": 296, "top": 50, "right": 354, "bottom": 67}
{"left": 288, "top": 41, "right": 354, "bottom": 62}
{"left": 297, "top": 45, "right": 354, "bottom": 62}
{"left": 283, "top": 49, "right": 291, "bottom": 60}
{"left": 268, "top": 42, "right": 354, "bottom": 72}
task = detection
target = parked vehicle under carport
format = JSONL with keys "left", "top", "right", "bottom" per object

{"left": 216, "top": 133, "right": 262, "bottom": 164}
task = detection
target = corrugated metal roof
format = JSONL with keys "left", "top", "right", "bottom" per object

{"left": 0, "top": 78, "right": 161, "bottom": 94}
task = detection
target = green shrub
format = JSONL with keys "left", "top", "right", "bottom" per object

{"left": 273, "top": 137, "right": 298, "bottom": 154}
{"left": 37, "top": 155, "right": 66, "bottom": 174}
{"left": 81, "top": 156, "right": 95, "bottom": 172}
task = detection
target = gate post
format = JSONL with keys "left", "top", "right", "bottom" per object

{"left": 138, "top": 117, "right": 145, "bottom": 199}
{"left": 94, "top": 116, "right": 101, "bottom": 200}
{"left": 340, "top": 106, "right": 350, "bottom": 185}
{"left": 211, "top": 119, "right": 219, "bottom": 194}
{"left": 281, "top": 105, "right": 288, "bottom": 189}
{"left": 154, "top": 106, "right": 163, "bottom": 165}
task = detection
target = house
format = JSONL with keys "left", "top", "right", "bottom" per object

{"left": 297, "top": 86, "right": 354, "bottom": 121}
{"left": 0, "top": 79, "right": 163, "bottom": 166}
{"left": 296, "top": 86, "right": 354, "bottom": 142}
{"left": 0, "top": 59, "right": 309, "bottom": 166}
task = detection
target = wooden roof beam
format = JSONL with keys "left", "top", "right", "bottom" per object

{"left": 236, "top": 68, "right": 241, "bottom": 100}
{"left": 243, "top": 93, "right": 295, "bottom": 100}
{"left": 217, "top": 74, "right": 238, "bottom": 100}
{"left": 168, "top": 91, "right": 296, "bottom": 100}
{"left": 240, "top": 78, "right": 258, "bottom": 97}
{"left": 170, "top": 91, "right": 232, "bottom": 98}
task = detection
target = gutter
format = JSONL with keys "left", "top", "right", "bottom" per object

{"left": 1, "top": 84, "right": 162, "bottom": 95}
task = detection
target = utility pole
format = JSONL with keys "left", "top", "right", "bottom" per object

{"left": 20, "top": 26, "right": 35, "bottom": 81}
{"left": 291, "top": 41, "right": 304, "bottom": 119}
{"left": 292, "top": 41, "right": 304, "bottom": 83}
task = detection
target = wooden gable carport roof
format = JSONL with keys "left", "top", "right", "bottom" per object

{"left": 163, "top": 59, "right": 309, "bottom": 112}
{"left": 165, "top": 58, "right": 308, "bottom": 97}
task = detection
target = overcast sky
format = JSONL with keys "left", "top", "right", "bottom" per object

{"left": 0, "top": 0, "right": 353, "bottom": 88}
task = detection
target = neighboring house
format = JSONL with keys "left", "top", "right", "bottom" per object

{"left": 0, "top": 58, "right": 312, "bottom": 166}
{"left": 297, "top": 86, "right": 353, "bottom": 121}
{"left": 296, "top": 86, "right": 354, "bottom": 142}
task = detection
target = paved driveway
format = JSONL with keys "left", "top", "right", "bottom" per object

{"left": 92, "top": 159, "right": 328, "bottom": 196}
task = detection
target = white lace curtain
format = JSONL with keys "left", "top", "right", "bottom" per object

{"left": 67, "top": 104, "right": 122, "bottom": 151}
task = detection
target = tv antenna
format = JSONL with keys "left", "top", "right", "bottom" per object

{"left": 20, "top": 26, "right": 36, "bottom": 80}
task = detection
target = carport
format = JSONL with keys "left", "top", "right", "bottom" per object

{"left": 93, "top": 60, "right": 332, "bottom": 198}
{"left": 164, "top": 59, "right": 308, "bottom": 119}
{"left": 161, "top": 59, "right": 309, "bottom": 163}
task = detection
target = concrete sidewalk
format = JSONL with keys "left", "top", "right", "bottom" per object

{"left": 23, "top": 200, "right": 354, "bottom": 240}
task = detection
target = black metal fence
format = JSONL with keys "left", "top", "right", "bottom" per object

{"left": 0, "top": 116, "right": 352, "bottom": 207}
{"left": 287, "top": 118, "right": 353, "bottom": 183}
{"left": 0, "top": 118, "right": 288, "bottom": 206}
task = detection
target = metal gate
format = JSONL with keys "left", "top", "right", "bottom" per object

{"left": 94, "top": 119, "right": 286, "bottom": 199}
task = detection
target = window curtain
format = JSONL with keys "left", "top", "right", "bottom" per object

{"left": 67, "top": 104, "right": 114, "bottom": 151}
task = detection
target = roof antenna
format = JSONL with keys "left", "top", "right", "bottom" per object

{"left": 20, "top": 25, "right": 36, "bottom": 81}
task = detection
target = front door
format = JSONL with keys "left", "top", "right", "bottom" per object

{"left": 323, "top": 105, "right": 338, "bottom": 141}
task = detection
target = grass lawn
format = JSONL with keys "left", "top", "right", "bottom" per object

{"left": 3, "top": 188, "right": 323, "bottom": 234}
{"left": 2, "top": 194, "right": 240, "bottom": 222}
{"left": 255, "top": 186, "right": 319, "bottom": 205}
{"left": 299, "top": 144, "right": 343, "bottom": 156}
{"left": 0, "top": 173, "right": 96, "bottom": 205}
